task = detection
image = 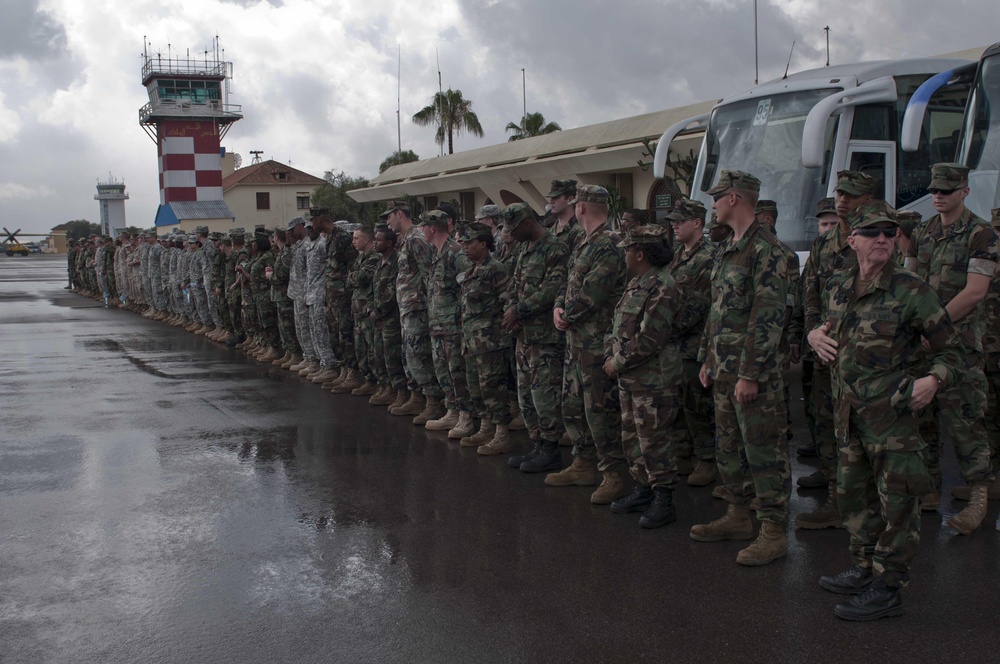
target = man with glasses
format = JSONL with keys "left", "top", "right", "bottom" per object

{"left": 904, "top": 163, "right": 999, "bottom": 533}
{"left": 810, "top": 209, "right": 959, "bottom": 621}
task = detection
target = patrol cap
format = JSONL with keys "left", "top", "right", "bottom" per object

{"left": 620, "top": 224, "right": 669, "bottom": 248}
{"left": 666, "top": 198, "right": 707, "bottom": 222}
{"left": 458, "top": 222, "right": 493, "bottom": 243}
{"left": 194, "top": 226, "right": 209, "bottom": 234}
{"left": 308, "top": 206, "right": 330, "bottom": 218}
{"left": 209, "top": 231, "right": 224, "bottom": 240}
{"left": 417, "top": 209, "right": 449, "bottom": 229}
{"left": 475, "top": 204, "right": 502, "bottom": 220}
{"left": 755, "top": 199, "right": 778, "bottom": 216}
{"left": 570, "top": 184, "right": 609, "bottom": 205}
{"left": 229, "top": 227, "right": 245, "bottom": 236}
{"left": 851, "top": 210, "right": 898, "bottom": 231}
{"left": 835, "top": 170, "right": 879, "bottom": 196}
{"left": 546, "top": 179, "right": 578, "bottom": 198}
{"left": 816, "top": 197, "right": 837, "bottom": 217}
{"left": 706, "top": 170, "right": 762, "bottom": 195}
{"left": 502, "top": 203, "right": 536, "bottom": 232}
{"left": 929, "top": 162, "right": 970, "bottom": 190}
{"left": 287, "top": 216, "right": 306, "bottom": 230}
{"left": 187, "top": 234, "right": 198, "bottom": 242}
{"left": 379, "top": 200, "right": 410, "bottom": 219}
{"left": 894, "top": 210, "right": 921, "bottom": 238}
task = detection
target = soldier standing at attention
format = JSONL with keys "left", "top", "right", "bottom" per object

{"left": 905, "top": 163, "right": 999, "bottom": 533}
{"left": 690, "top": 170, "right": 790, "bottom": 567}
{"left": 301, "top": 220, "right": 335, "bottom": 379}
{"left": 545, "top": 179, "right": 585, "bottom": 251}
{"left": 809, "top": 210, "right": 961, "bottom": 621}
{"left": 197, "top": 227, "right": 222, "bottom": 337}
{"left": 604, "top": 225, "right": 683, "bottom": 528}
{"left": 287, "top": 218, "right": 315, "bottom": 373}
{"left": 265, "top": 228, "right": 301, "bottom": 367}
{"left": 369, "top": 225, "right": 408, "bottom": 409}
{"left": 318, "top": 211, "right": 360, "bottom": 390}
{"left": 341, "top": 226, "right": 381, "bottom": 397}
{"left": 547, "top": 185, "right": 628, "bottom": 505}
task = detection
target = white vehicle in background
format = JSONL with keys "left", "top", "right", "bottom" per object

{"left": 654, "top": 56, "right": 975, "bottom": 252}
{"left": 949, "top": 41, "right": 999, "bottom": 218}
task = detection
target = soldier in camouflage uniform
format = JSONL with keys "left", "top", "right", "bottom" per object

{"left": 689, "top": 170, "right": 791, "bottom": 567}
{"left": 249, "top": 233, "right": 280, "bottom": 360}
{"left": 496, "top": 215, "right": 526, "bottom": 429}
{"left": 502, "top": 203, "right": 570, "bottom": 473}
{"left": 474, "top": 204, "right": 504, "bottom": 259}
{"left": 604, "top": 225, "right": 683, "bottom": 529}
{"left": 893, "top": 210, "right": 921, "bottom": 267}
{"left": 420, "top": 210, "right": 472, "bottom": 429}
{"left": 809, "top": 210, "right": 961, "bottom": 621}
{"left": 66, "top": 239, "right": 78, "bottom": 290}
{"left": 544, "top": 179, "right": 585, "bottom": 251}
{"left": 225, "top": 229, "right": 248, "bottom": 346}
{"left": 904, "top": 163, "right": 999, "bottom": 533}
{"left": 383, "top": 200, "right": 442, "bottom": 417}
{"left": 369, "top": 225, "right": 408, "bottom": 407}
{"left": 196, "top": 227, "right": 222, "bottom": 336}
{"left": 457, "top": 223, "right": 511, "bottom": 451}
{"left": 313, "top": 209, "right": 359, "bottom": 388}
{"left": 547, "top": 184, "right": 628, "bottom": 504}
{"left": 302, "top": 220, "right": 336, "bottom": 379}
{"left": 188, "top": 236, "right": 213, "bottom": 335}
{"left": 138, "top": 234, "right": 151, "bottom": 310}
{"left": 265, "top": 227, "right": 301, "bottom": 367}
{"left": 341, "top": 226, "right": 381, "bottom": 396}
{"left": 286, "top": 218, "right": 314, "bottom": 372}
{"left": 215, "top": 236, "right": 233, "bottom": 338}
{"left": 666, "top": 198, "right": 717, "bottom": 487}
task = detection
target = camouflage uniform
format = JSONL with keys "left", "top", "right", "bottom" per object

{"left": 252, "top": 244, "right": 279, "bottom": 349}
{"left": 227, "top": 237, "right": 247, "bottom": 338}
{"left": 349, "top": 247, "right": 381, "bottom": 384}
{"left": 325, "top": 226, "right": 358, "bottom": 367}
{"left": 461, "top": 252, "right": 511, "bottom": 425}
{"left": 426, "top": 227, "right": 472, "bottom": 412}
{"left": 396, "top": 225, "right": 441, "bottom": 397}
{"left": 67, "top": 243, "right": 78, "bottom": 289}
{"left": 372, "top": 251, "right": 406, "bottom": 390}
{"left": 305, "top": 233, "right": 336, "bottom": 368}
{"left": 201, "top": 233, "right": 222, "bottom": 327}
{"left": 288, "top": 234, "right": 315, "bottom": 361}
{"left": 188, "top": 243, "right": 211, "bottom": 325}
{"left": 138, "top": 240, "right": 151, "bottom": 306}
{"left": 984, "top": 209, "right": 1000, "bottom": 473}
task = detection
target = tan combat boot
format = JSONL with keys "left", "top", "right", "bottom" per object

{"left": 794, "top": 481, "right": 844, "bottom": 530}
{"left": 946, "top": 484, "right": 989, "bottom": 535}
{"left": 687, "top": 460, "right": 717, "bottom": 487}
{"left": 447, "top": 411, "right": 475, "bottom": 439}
{"left": 478, "top": 424, "right": 511, "bottom": 456}
{"left": 508, "top": 403, "right": 526, "bottom": 431}
{"left": 921, "top": 491, "right": 941, "bottom": 512}
{"left": 689, "top": 504, "right": 755, "bottom": 542}
{"left": 311, "top": 367, "right": 339, "bottom": 384}
{"left": 289, "top": 358, "right": 309, "bottom": 372}
{"left": 387, "top": 389, "right": 410, "bottom": 412}
{"left": 951, "top": 477, "right": 1000, "bottom": 501}
{"left": 326, "top": 366, "right": 348, "bottom": 389}
{"left": 461, "top": 421, "right": 495, "bottom": 447}
{"left": 736, "top": 521, "right": 787, "bottom": 566}
{"left": 332, "top": 368, "right": 364, "bottom": 394}
{"left": 298, "top": 360, "right": 320, "bottom": 377}
{"left": 272, "top": 351, "right": 291, "bottom": 366}
{"left": 369, "top": 386, "right": 397, "bottom": 406}
{"left": 544, "top": 458, "right": 597, "bottom": 487}
{"left": 425, "top": 408, "right": 460, "bottom": 431}
{"left": 590, "top": 471, "right": 625, "bottom": 504}
{"left": 260, "top": 347, "right": 282, "bottom": 362}
{"left": 351, "top": 381, "right": 379, "bottom": 397}
{"left": 413, "top": 396, "right": 446, "bottom": 425}
{"left": 282, "top": 354, "right": 301, "bottom": 370}
{"left": 392, "top": 391, "right": 426, "bottom": 417}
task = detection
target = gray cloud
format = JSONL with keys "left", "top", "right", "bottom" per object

{"left": 0, "top": 0, "right": 68, "bottom": 60}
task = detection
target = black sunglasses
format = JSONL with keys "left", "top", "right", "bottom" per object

{"left": 928, "top": 187, "right": 961, "bottom": 196}
{"left": 853, "top": 227, "right": 897, "bottom": 238}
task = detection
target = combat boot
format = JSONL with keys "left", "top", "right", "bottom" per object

{"left": 311, "top": 367, "right": 339, "bottom": 384}
{"left": 690, "top": 504, "right": 754, "bottom": 542}
{"left": 351, "top": 381, "right": 379, "bottom": 397}
{"left": 260, "top": 347, "right": 282, "bottom": 362}
{"left": 425, "top": 409, "right": 460, "bottom": 431}
{"left": 272, "top": 351, "right": 291, "bottom": 366}
{"left": 590, "top": 471, "right": 625, "bottom": 504}
{"left": 195, "top": 324, "right": 211, "bottom": 336}
{"left": 687, "top": 460, "right": 717, "bottom": 487}
{"left": 610, "top": 485, "right": 654, "bottom": 513}
{"left": 391, "top": 391, "right": 425, "bottom": 417}
{"left": 736, "top": 521, "right": 787, "bottom": 566}
{"left": 460, "top": 421, "right": 495, "bottom": 447}
{"left": 327, "top": 366, "right": 349, "bottom": 389}
{"left": 477, "top": 424, "right": 511, "bottom": 456}
{"left": 447, "top": 411, "right": 475, "bottom": 439}
{"left": 819, "top": 565, "right": 875, "bottom": 595}
{"left": 508, "top": 403, "right": 525, "bottom": 431}
{"left": 639, "top": 487, "right": 677, "bottom": 529}
{"left": 297, "top": 360, "right": 319, "bottom": 377}
{"left": 712, "top": 485, "right": 726, "bottom": 499}
{"left": 369, "top": 386, "right": 397, "bottom": 407}
{"left": 946, "top": 484, "right": 989, "bottom": 535}
{"left": 289, "top": 358, "right": 309, "bottom": 372}
{"left": 508, "top": 439, "right": 542, "bottom": 469}
{"left": 544, "top": 457, "right": 597, "bottom": 487}
{"left": 675, "top": 455, "right": 695, "bottom": 476}
{"left": 413, "top": 396, "right": 445, "bottom": 425}
{"left": 332, "top": 368, "right": 364, "bottom": 394}
{"left": 282, "top": 354, "right": 301, "bottom": 370}
{"left": 921, "top": 491, "right": 940, "bottom": 512}
{"left": 951, "top": 476, "right": 1000, "bottom": 501}
{"left": 797, "top": 469, "right": 827, "bottom": 489}
{"left": 519, "top": 440, "right": 562, "bottom": 473}
{"left": 834, "top": 577, "right": 903, "bottom": 622}
{"left": 794, "top": 481, "right": 844, "bottom": 530}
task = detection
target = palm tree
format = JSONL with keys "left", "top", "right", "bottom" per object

{"left": 412, "top": 89, "right": 484, "bottom": 155}
{"left": 505, "top": 111, "right": 562, "bottom": 142}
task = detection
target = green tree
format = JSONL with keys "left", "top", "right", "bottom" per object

{"left": 62, "top": 220, "right": 101, "bottom": 242}
{"left": 379, "top": 149, "right": 420, "bottom": 174}
{"left": 505, "top": 111, "right": 562, "bottom": 142}
{"left": 412, "top": 89, "right": 484, "bottom": 155}
{"left": 312, "top": 170, "right": 381, "bottom": 226}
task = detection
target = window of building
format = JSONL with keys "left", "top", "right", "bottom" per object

{"left": 256, "top": 192, "right": 270, "bottom": 210}
{"left": 460, "top": 191, "right": 475, "bottom": 221}
{"left": 296, "top": 195, "right": 310, "bottom": 210}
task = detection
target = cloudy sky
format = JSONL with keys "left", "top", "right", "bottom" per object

{"left": 0, "top": 0, "right": 997, "bottom": 236}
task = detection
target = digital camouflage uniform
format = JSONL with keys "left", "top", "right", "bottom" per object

{"left": 201, "top": 235, "right": 222, "bottom": 328}
{"left": 138, "top": 241, "right": 151, "bottom": 306}
{"left": 288, "top": 235, "right": 314, "bottom": 361}
{"left": 461, "top": 252, "right": 511, "bottom": 425}
{"left": 305, "top": 234, "right": 336, "bottom": 368}
{"left": 396, "top": 225, "right": 440, "bottom": 397}
{"left": 426, "top": 227, "right": 472, "bottom": 412}
{"left": 325, "top": 226, "right": 358, "bottom": 367}
{"left": 372, "top": 251, "right": 406, "bottom": 390}
{"left": 188, "top": 244, "right": 211, "bottom": 325}
{"left": 350, "top": 247, "right": 381, "bottom": 384}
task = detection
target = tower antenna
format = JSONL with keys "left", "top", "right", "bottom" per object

{"left": 782, "top": 40, "right": 796, "bottom": 79}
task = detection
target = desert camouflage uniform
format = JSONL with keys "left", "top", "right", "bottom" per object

{"left": 462, "top": 256, "right": 511, "bottom": 425}
{"left": 396, "top": 226, "right": 440, "bottom": 397}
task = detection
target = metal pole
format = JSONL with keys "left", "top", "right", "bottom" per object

{"left": 521, "top": 68, "right": 526, "bottom": 126}
{"left": 753, "top": 0, "right": 759, "bottom": 85}
{"left": 397, "top": 45, "right": 402, "bottom": 153}
{"left": 825, "top": 26, "right": 830, "bottom": 66}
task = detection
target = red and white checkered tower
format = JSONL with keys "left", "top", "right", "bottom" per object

{"left": 139, "top": 37, "right": 242, "bottom": 216}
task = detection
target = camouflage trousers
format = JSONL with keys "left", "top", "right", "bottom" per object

{"left": 836, "top": 403, "right": 931, "bottom": 589}
{"left": 307, "top": 302, "right": 336, "bottom": 368}
{"left": 812, "top": 363, "right": 838, "bottom": 478}
{"left": 217, "top": 290, "right": 232, "bottom": 334}
{"left": 191, "top": 286, "right": 211, "bottom": 325}
{"left": 275, "top": 299, "right": 300, "bottom": 355}
{"left": 140, "top": 274, "right": 152, "bottom": 306}
{"left": 620, "top": 388, "right": 681, "bottom": 489}
{"left": 986, "top": 364, "right": 1000, "bottom": 470}
{"left": 255, "top": 295, "right": 280, "bottom": 348}
{"left": 562, "top": 344, "right": 625, "bottom": 473}
{"left": 515, "top": 339, "right": 565, "bottom": 444}
{"left": 172, "top": 286, "right": 185, "bottom": 317}
{"left": 353, "top": 314, "right": 376, "bottom": 383}
{"left": 293, "top": 299, "right": 315, "bottom": 360}
{"left": 465, "top": 339, "right": 511, "bottom": 425}
{"left": 431, "top": 334, "right": 471, "bottom": 411}
{"left": 241, "top": 296, "right": 257, "bottom": 340}
{"left": 400, "top": 309, "right": 441, "bottom": 398}
{"left": 800, "top": 358, "right": 817, "bottom": 446}
{"left": 205, "top": 287, "right": 223, "bottom": 327}
{"left": 918, "top": 356, "right": 993, "bottom": 488}
{"left": 325, "top": 294, "right": 353, "bottom": 368}
{"left": 670, "top": 359, "right": 716, "bottom": 463}
{"left": 151, "top": 279, "right": 168, "bottom": 312}
{"left": 713, "top": 377, "right": 791, "bottom": 524}
{"left": 374, "top": 317, "right": 406, "bottom": 390}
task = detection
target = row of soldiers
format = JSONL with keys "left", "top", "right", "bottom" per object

{"left": 68, "top": 167, "right": 998, "bottom": 621}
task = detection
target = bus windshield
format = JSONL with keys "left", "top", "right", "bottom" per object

{"left": 958, "top": 53, "right": 1000, "bottom": 218}
{"left": 698, "top": 88, "right": 839, "bottom": 251}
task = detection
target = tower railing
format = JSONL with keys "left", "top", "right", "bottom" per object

{"left": 141, "top": 55, "right": 229, "bottom": 80}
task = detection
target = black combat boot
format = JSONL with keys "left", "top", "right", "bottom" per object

{"left": 819, "top": 565, "right": 874, "bottom": 595}
{"left": 519, "top": 440, "right": 561, "bottom": 473}
{"left": 610, "top": 485, "right": 654, "bottom": 514}
{"left": 639, "top": 487, "right": 676, "bottom": 528}
{"left": 508, "top": 440, "right": 542, "bottom": 469}
{"left": 834, "top": 576, "right": 903, "bottom": 621}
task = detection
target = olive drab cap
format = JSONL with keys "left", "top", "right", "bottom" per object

{"left": 546, "top": 179, "right": 578, "bottom": 198}
{"left": 458, "top": 222, "right": 493, "bottom": 243}
{"left": 706, "top": 170, "right": 761, "bottom": 195}
{"left": 835, "top": 170, "right": 879, "bottom": 196}
{"left": 475, "top": 204, "right": 501, "bottom": 220}
{"left": 620, "top": 224, "right": 669, "bottom": 248}
{"left": 379, "top": 200, "right": 410, "bottom": 219}
{"left": 417, "top": 209, "right": 449, "bottom": 228}
{"left": 194, "top": 226, "right": 209, "bottom": 234}
{"left": 666, "top": 198, "right": 707, "bottom": 222}
{"left": 209, "top": 232, "right": 224, "bottom": 240}
{"left": 929, "top": 162, "right": 970, "bottom": 190}
{"left": 308, "top": 206, "right": 330, "bottom": 218}
{"left": 502, "top": 203, "right": 535, "bottom": 232}
{"left": 570, "top": 184, "right": 610, "bottom": 205}
{"left": 754, "top": 199, "right": 778, "bottom": 215}
{"left": 851, "top": 210, "right": 898, "bottom": 231}
{"left": 229, "top": 227, "right": 245, "bottom": 237}
{"left": 845, "top": 200, "right": 896, "bottom": 229}
{"left": 894, "top": 210, "right": 922, "bottom": 238}
{"left": 816, "top": 197, "right": 837, "bottom": 217}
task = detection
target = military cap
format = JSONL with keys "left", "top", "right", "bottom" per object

{"left": 992, "top": 208, "right": 1000, "bottom": 225}
{"left": 209, "top": 231, "right": 224, "bottom": 240}
{"left": 894, "top": 210, "right": 922, "bottom": 238}
{"left": 187, "top": 234, "right": 198, "bottom": 242}
{"left": 705, "top": 211, "right": 720, "bottom": 230}
{"left": 570, "top": 184, "right": 610, "bottom": 205}
{"left": 308, "top": 206, "right": 330, "bottom": 218}
{"left": 194, "top": 226, "right": 209, "bottom": 234}
{"left": 835, "top": 170, "right": 879, "bottom": 196}
{"left": 458, "top": 222, "right": 493, "bottom": 243}
{"left": 379, "top": 200, "right": 410, "bottom": 219}
{"left": 502, "top": 203, "right": 536, "bottom": 232}
{"left": 851, "top": 210, "right": 898, "bottom": 231}
{"left": 475, "top": 204, "right": 502, "bottom": 220}
{"left": 706, "top": 169, "right": 762, "bottom": 195}
{"left": 929, "top": 162, "right": 970, "bottom": 190}
{"left": 666, "top": 198, "right": 707, "bottom": 222}
{"left": 816, "top": 197, "right": 837, "bottom": 217}
{"left": 755, "top": 199, "right": 778, "bottom": 216}
{"left": 620, "top": 224, "right": 669, "bottom": 248}
{"left": 546, "top": 179, "right": 578, "bottom": 198}
{"left": 229, "top": 227, "right": 245, "bottom": 236}
{"left": 287, "top": 216, "right": 306, "bottom": 230}
{"left": 303, "top": 219, "right": 313, "bottom": 229}
{"left": 417, "top": 209, "right": 449, "bottom": 229}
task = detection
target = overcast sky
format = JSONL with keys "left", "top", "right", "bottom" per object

{"left": 1, "top": 0, "right": 997, "bottom": 236}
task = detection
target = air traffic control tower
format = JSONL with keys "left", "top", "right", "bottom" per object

{"left": 139, "top": 37, "right": 242, "bottom": 229}
{"left": 94, "top": 177, "right": 128, "bottom": 237}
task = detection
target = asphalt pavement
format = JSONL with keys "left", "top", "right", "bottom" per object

{"left": 1, "top": 254, "right": 998, "bottom": 664}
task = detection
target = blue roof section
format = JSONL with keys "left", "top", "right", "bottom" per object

{"left": 154, "top": 201, "right": 235, "bottom": 227}
{"left": 154, "top": 204, "right": 178, "bottom": 227}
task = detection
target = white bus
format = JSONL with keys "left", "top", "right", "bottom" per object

{"left": 954, "top": 42, "right": 1000, "bottom": 218}
{"left": 654, "top": 57, "right": 974, "bottom": 251}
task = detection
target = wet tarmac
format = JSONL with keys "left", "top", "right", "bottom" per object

{"left": 1, "top": 255, "right": 998, "bottom": 663}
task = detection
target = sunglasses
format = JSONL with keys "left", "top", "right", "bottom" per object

{"left": 853, "top": 227, "right": 897, "bottom": 238}
{"left": 928, "top": 187, "right": 962, "bottom": 196}
{"left": 711, "top": 191, "right": 743, "bottom": 202}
